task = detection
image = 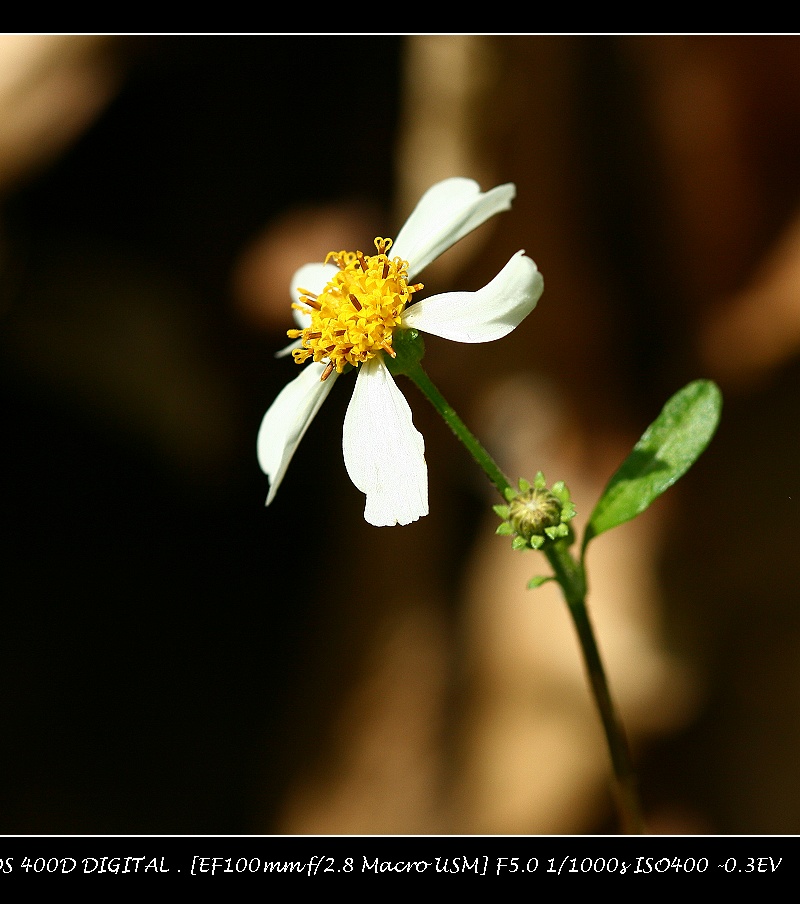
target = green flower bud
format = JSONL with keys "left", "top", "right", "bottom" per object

{"left": 494, "top": 472, "right": 576, "bottom": 551}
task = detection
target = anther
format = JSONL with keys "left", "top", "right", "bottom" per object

{"left": 357, "top": 251, "right": 368, "bottom": 271}
{"left": 293, "top": 297, "right": 321, "bottom": 312}
{"left": 348, "top": 293, "right": 362, "bottom": 311}
{"left": 380, "top": 341, "right": 397, "bottom": 358}
{"left": 382, "top": 260, "right": 389, "bottom": 279}
{"left": 320, "top": 362, "right": 335, "bottom": 381}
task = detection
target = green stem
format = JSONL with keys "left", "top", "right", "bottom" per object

{"left": 404, "top": 362, "right": 512, "bottom": 498}
{"left": 545, "top": 542, "right": 644, "bottom": 835}
{"left": 405, "top": 362, "right": 644, "bottom": 835}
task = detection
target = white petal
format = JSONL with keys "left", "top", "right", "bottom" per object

{"left": 274, "top": 304, "right": 312, "bottom": 358}
{"left": 400, "top": 251, "right": 543, "bottom": 343}
{"left": 290, "top": 261, "right": 337, "bottom": 301}
{"left": 392, "top": 177, "right": 516, "bottom": 280}
{"left": 291, "top": 304, "right": 312, "bottom": 329}
{"left": 257, "top": 362, "right": 338, "bottom": 504}
{"left": 274, "top": 264, "right": 331, "bottom": 357}
{"left": 274, "top": 338, "right": 302, "bottom": 358}
{"left": 342, "top": 357, "right": 428, "bottom": 527}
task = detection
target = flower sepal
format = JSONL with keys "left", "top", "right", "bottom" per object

{"left": 495, "top": 472, "right": 577, "bottom": 551}
{"left": 384, "top": 327, "right": 426, "bottom": 377}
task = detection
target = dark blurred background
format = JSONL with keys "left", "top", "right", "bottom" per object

{"left": 0, "top": 35, "right": 404, "bottom": 833}
{"left": 1, "top": 35, "right": 800, "bottom": 835}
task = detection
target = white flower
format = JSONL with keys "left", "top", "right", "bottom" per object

{"left": 257, "top": 177, "right": 544, "bottom": 527}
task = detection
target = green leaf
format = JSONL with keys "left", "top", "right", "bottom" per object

{"left": 583, "top": 379, "right": 722, "bottom": 550}
{"left": 527, "top": 575, "right": 554, "bottom": 590}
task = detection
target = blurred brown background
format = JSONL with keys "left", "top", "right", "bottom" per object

{"left": 2, "top": 34, "right": 800, "bottom": 834}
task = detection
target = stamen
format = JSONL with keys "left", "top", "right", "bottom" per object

{"left": 320, "top": 362, "right": 335, "bottom": 381}
{"left": 325, "top": 251, "right": 348, "bottom": 270}
{"left": 292, "top": 298, "right": 321, "bottom": 313}
{"left": 292, "top": 236, "right": 416, "bottom": 374}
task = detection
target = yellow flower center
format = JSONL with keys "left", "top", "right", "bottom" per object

{"left": 288, "top": 237, "right": 423, "bottom": 380}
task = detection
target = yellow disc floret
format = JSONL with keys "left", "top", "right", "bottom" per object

{"left": 288, "top": 237, "right": 423, "bottom": 380}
